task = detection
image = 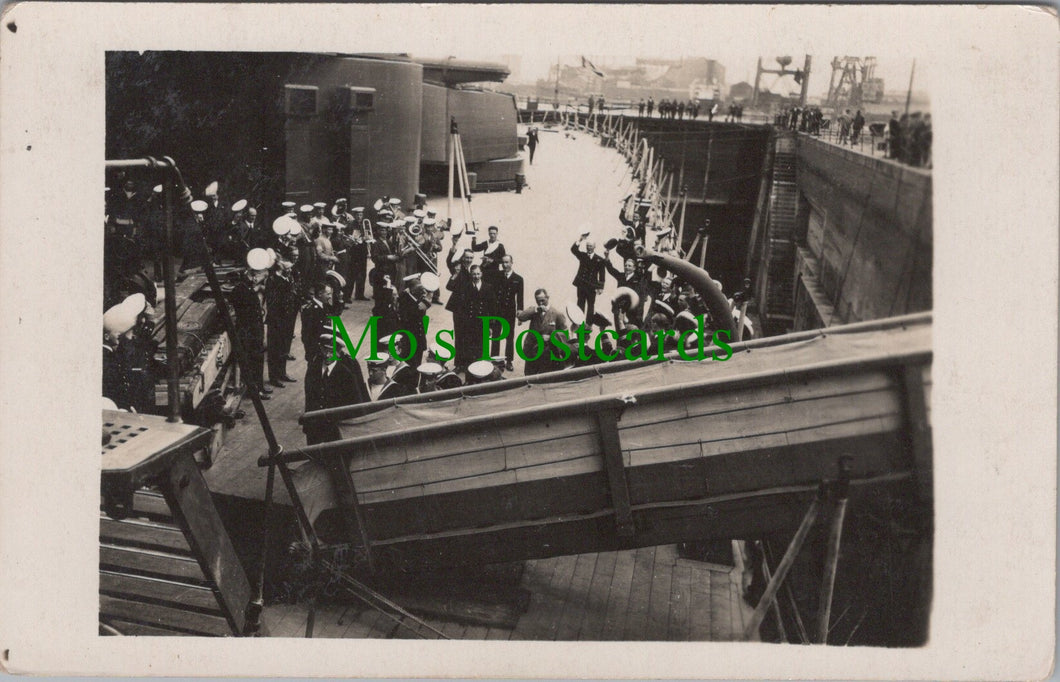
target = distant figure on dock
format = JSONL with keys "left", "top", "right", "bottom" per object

{"left": 637, "top": 99, "right": 645, "bottom": 117}
{"left": 646, "top": 97, "right": 654, "bottom": 118}
{"left": 527, "top": 127, "right": 539, "bottom": 165}
{"left": 851, "top": 110, "right": 865, "bottom": 146}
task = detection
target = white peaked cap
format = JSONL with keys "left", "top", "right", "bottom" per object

{"left": 231, "top": 199, "right": 248, "bottom": 212}
{"left": 272, "top": 215, "right": 294, "bottom": 235}
{"left": 417, "top": 362, "right": 443, "bottom": 376}
{"left": 419, "top": 272, "right": 440, "bottom": 292}
{"left": 565, "top": 303, "right": 585, "bottom": 326}
{"left": 265, "top": 248, "right": 277, "bottom": 268}
{"left": 190, "top": 200, "right": 209, "bottom": 213}
{"left": 152, "top": 184, "right": 163, "bottom": 194}
{"left": 104, "top": 301, "right": 138, "bottom": 336}
{"left": 246, "top": 248, "right": 271, "bottom": 271}
{"left": 122, "top": 293, "right": 147, "bottom": 315}
{"left": 286, "top": 222, "right": 303, "bottom": 236}
{"left": 204, "top": 181, "right": 219, "bottom": 196}
{"left": 468, "top": 360, "right": 494, "bottom": 378}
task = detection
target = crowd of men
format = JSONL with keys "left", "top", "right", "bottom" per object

{"left": 635, "top": 97, "right": 704, "bottom": 120}
{"left": 777, "top": 106, "right": 932, "bottom": 167}
{"left": 102, "top": 171, "right": 749, "bottom": 443}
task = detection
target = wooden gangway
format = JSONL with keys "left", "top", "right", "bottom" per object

{"left": 271, "top": 313, "right": 932, "bottom": 573}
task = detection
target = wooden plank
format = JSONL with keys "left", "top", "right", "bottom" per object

{"left": 597, "top": 411, "right": 634, "bottom": 535}
{"left": 576, "top": 550, "right": 618, "bottom": 640}
{"left": 99, "top": 571, "right": 222, "bottom": 614}
{"left": 464, "top": 625, "right": 490, "bottom": 639}
{"left": 161, "top": 452, "right": 253, "bottom": 634}
{"left": 709, "top": 569, "right": 731, "bottom": 641}
{"left": 688, "top": 564, "right": 713, "bottom": 640}
{"left": 668, "top": 562, "right": 693, "bottom": 641}
{"left": 99, "top": 518, "right": 192, "bottom": 555}
{"left": 623, "top": 546, "right": 656, "bottom": 640}
{"left": 538, "top": 554, "right": 578, "bottom": 640}
{"left": 646, "top": 545, "right": 675, "bottom": 640}
{"left": 132, "top": 490, "right": 174, "bottom": 520}
{"left": 600, "top": 550, "right": 636, "bottom": 640}
{"left": 99, "top": 544, "right": 206, "bottom": 584}
{"left": 101, "top": 617, "right": 198, "bottom": 637}
{"left": 99, "top": 595, "right": 232, "bottom": 637}
{"left": 896, "top": 363, "right": 933, "bottom": 501}
{"left": 509, "top": 558, "right": 559, "bottom": 641}
{"left": 485, "top": 626, "right": 513, "bottom": 640}
{"left": 554, "top": 553, "right": 598, "bottom": 640}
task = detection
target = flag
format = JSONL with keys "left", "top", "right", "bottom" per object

{"left": 581, "top": 56, "right": 605, "bottom": 78}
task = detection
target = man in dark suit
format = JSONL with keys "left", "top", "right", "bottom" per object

{"left": 303, "top": 331, "right": 371, "bottom": 445}
{"left": 397, "top": 274, "right": 433, "bottom": 368}
{"left": 491, "top": 254, "right": 524, "bottom": 371}
{"left": 452, "top": 264, "right": 494, "bottom": 370}
{"left": 471, "top": 225, "right": 506, "bottom": 277}
{"left": 570, "top": 234, "right": 606, "bottom": 329}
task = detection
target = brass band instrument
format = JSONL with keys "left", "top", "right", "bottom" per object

{"left": 361, "top": 218, "right": 376, "bottom": 244}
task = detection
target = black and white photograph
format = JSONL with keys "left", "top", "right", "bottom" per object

{"left": 1, "top": 3, "right": 1056, "bottom": 679}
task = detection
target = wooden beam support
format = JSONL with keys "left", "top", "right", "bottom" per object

{"left": 596, "top": 409, "right": 634, "bottom": 536}
{"left": 323, "top": 452, "right": 377, "bottom": 574}
{"left": 894, "top": 362, "right": 933, "bottom": 501}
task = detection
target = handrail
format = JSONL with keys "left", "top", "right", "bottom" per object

{"left": 300, "top": 311, "right": 932, "bottom": 426}
{"left": 262, "top": 343, "right": 931, "bottom": 467}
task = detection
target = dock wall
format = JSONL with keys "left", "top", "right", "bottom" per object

{"left": 793, "top": 136, "right": 932, "bottom": 329}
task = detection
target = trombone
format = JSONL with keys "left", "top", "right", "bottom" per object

{"left": 361, "top": 217, "right": 376, "bottom": 244}
{"left": 400, "top": 222, "right": 438, "bottom": 275}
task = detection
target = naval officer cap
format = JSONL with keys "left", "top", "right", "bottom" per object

{"left": 152, "top": 184, "right": 163, "bottom": 194}
{"left": 190, "top": 200, "right": 209, "bottom": 213}
{"left": 417, "top": 362, "right": 443, "bottom": 377}
{"left": 372, "top": 199, "right": 385, "bottom": 212}
{"left": 281, "top": 201, "right": 296, "bottom": 209}
{"left": 103, "top": 300, "right": 139, "bottom": 336}
{"left": 286, "top": 222, "right": 303, "bottom": 237}
{"left": 413, "top": 209, "right": 427, "bottom": 219}
{"left": 423, "top": 218, "right": 437, "bottom": 227}
{"left": 272, "top": 215, "right": 295, "bottom": 235}
{"left": 468, "top": 360, "right": 494, "bottom": 380}
{"left": 231, "top": 199, "right": 248, "bottom": 212}
{"left": 653, "top": 301, "right": 675, "bottom": 317}
{"left": 351, "top": 206, "right": 365, "bottom": 213}
{"left": 246, "top": 248, "right": 271, "bottom": 271}
{"left": 419, "top": 272, "right": 440, "bottom": 293}
{"left": 313, "top": 202, "right": 326, "bottom": 209}
{"left": 366, "top": 353, "right": 391, "bottom": 367}
{"left": 324, "top": 270, "right": 346, "bottom": 288}
{"left": 299, "top": 204, "right": 314, "bottom": 214}
{"left": 404, "top": 217, "right": 417, "bottom": 226}
{"left": 388, "top": 197, "right": 402, "bottom": 206}
{"left": 426, "top": 209, "right": 437, "bottom": 217}
{"left": 204, "top": 181, "right": 219, "bottom": 196}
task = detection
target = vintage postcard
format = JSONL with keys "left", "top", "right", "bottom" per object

{"left": 0, "top": 3, "right": 1056, "bottom": 679}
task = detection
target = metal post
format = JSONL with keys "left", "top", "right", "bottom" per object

{"left": 447, "top": 117, "right": 455, "bottom": 225}
{"left": 743, "top": 484, "right": 824, "bottom": 640}
{"left": 816, "top": 457, "right": 852, "bottom": 644}
{"left": 161, "top": 184, "right": 181, "bottom": 423}
{"left": 904, "top": 59, "right": 916, "bottom": 117}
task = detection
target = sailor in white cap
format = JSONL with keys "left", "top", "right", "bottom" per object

{"left": 395, "top": 273, "right": 434, "bottom": 367}
{"left": 281, "top": 200, "right": 296, "bottom": 214}
{"left": 265, "top": 236, "right": 299, "bottom": 388}
{"left": 323, "top": 269, "right": 347, "bottom": 314}
{"left": 330, "top": 197, "right": 352, "bottom": 226}
{"left": 416, "top": 362, "right": 443, "bottom": 392}
{"left": 228, "top": 248, "right": 272, "bottom": 400}
{"left": 102, "top": 296, "right": 144, "bottom": 410}
{"left": 365, "top": 352, "right": 391, "bottom": 399}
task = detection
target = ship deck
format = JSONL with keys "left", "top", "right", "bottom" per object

{"left": 204, "top": 125, "right": 759, "bottom": 640}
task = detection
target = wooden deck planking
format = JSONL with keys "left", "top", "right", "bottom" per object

{"left": 709, "top": 569, "right": 734, "bottom": 641}
{"left": 537, "top": 553, "right": 580, "bottom": 640}
{"left": 575, "top": 550, "right": 619, "bottom": 640}
{"left": 599, "top": 549, "right": 637, "bottom": 640}
{"left": 645, "top": 544, "right": 675, "bottom": 640}
{"left": 554, "top": 553, "right": 599, "bottom": 640}
{"left": 687, "top": 563, "right": 713, "bottom": 640}
{"left": 508, "top": 557, "right": 559, "bottom": 641}
{"left": 485, "top": 626, "right": 513, "bottom": 640}
{"left": 667, "top": 563, "right": 693, "bottom": 641}
{"left": 622, "top": 545, "right": 657, "bottom": 640}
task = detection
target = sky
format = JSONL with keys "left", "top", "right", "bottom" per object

{"left": 400, "top": 5, "right": 933, "bottom": 99}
